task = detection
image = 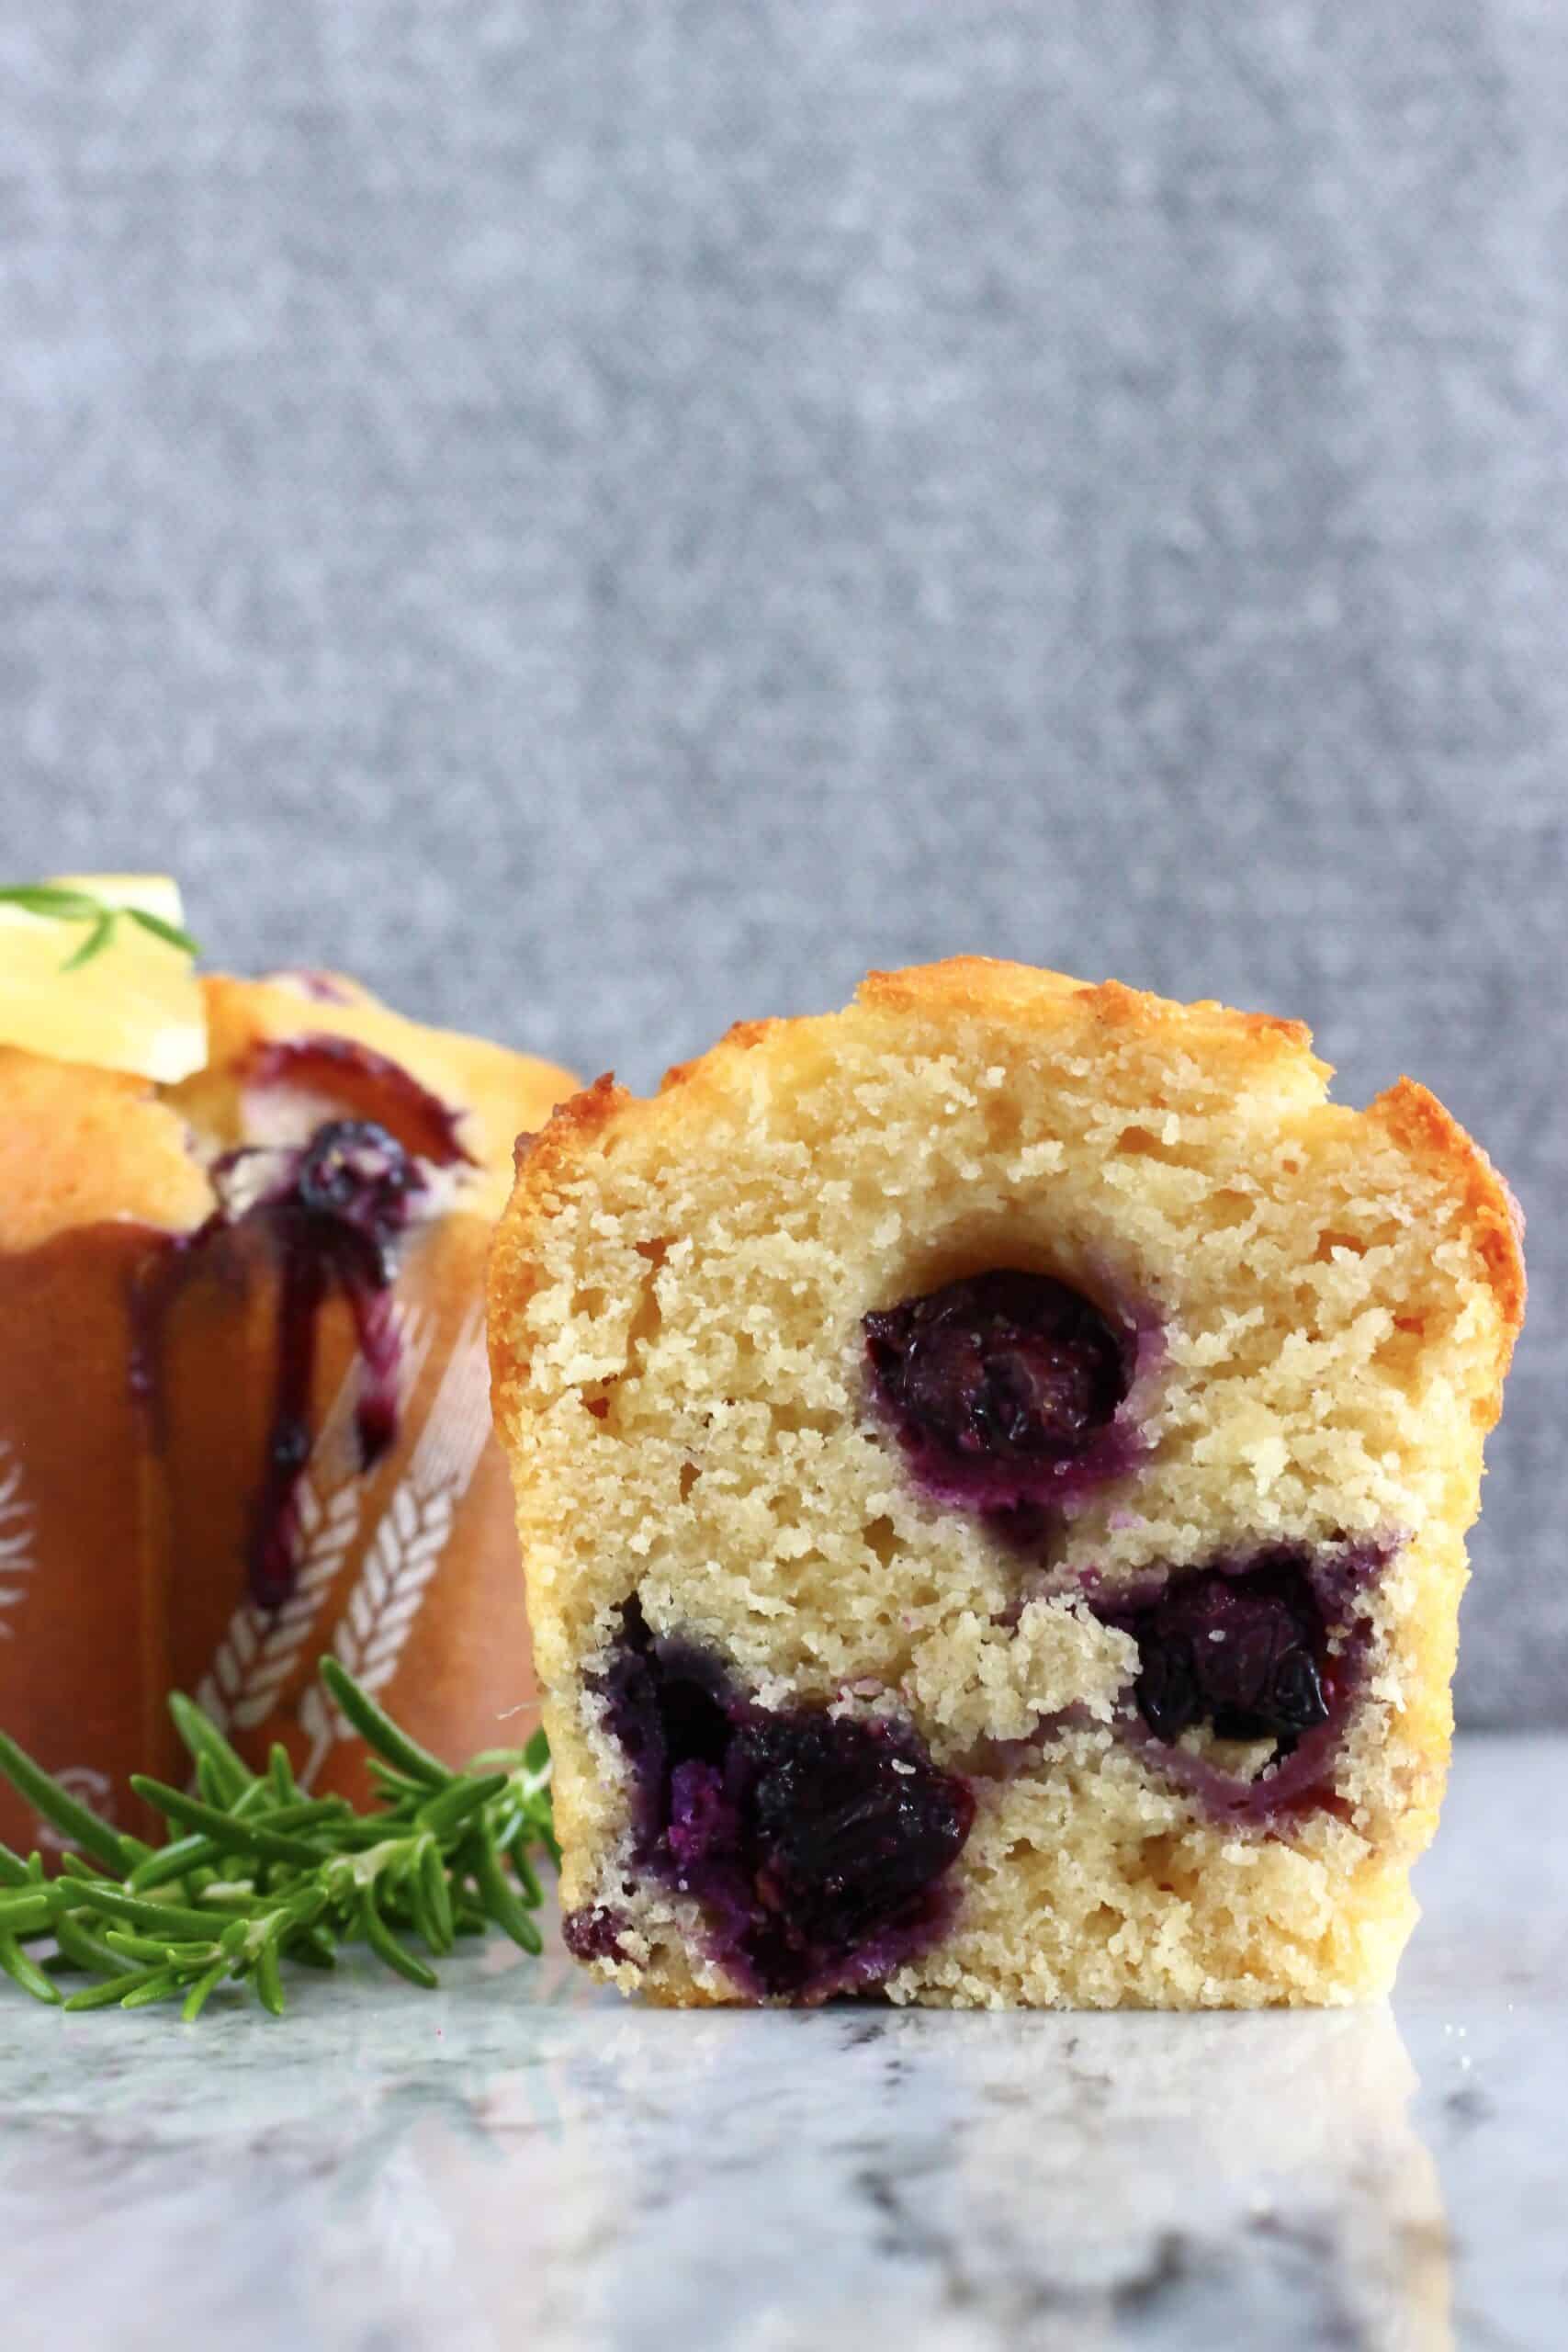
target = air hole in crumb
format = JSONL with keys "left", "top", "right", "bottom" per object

{"left": 626, "top": 1265, "right": 666, "bottom": 1354}
{"left": 1137, "top": 1834, "right": 1188, "bottom": 1891}
{"left": 573, "top": 1286, "right": 608, "bottom": 1319}
{"left": 582, "top": 1395, "right": 611, "bottom": 1421}
{"left": 678, "top": 1461, "right": 701, "bottom": 1502}
{"left": 635, "top": 1237, "right": 671, "bottom": 1266}
{"left": 1114, "top": 1124, "right": 1197, "bottom": 1168}
{"left": 863, "top": 1516, "right": 898, "bottom": 1567}
{"left": 1314, "top": 1228, "right": 1369, "bottom": 1261}
{"left": 770, "top": 1402, "right": 838, "bottom": 1438}
{"left": 1372, "top": 1325, "right": 1427, "bottom": 1386}
{"left": 1207, "top": 1189, "right": 1257, "bottom": 1230}
{"left": 981, "top": 1094, "right": 1025, "bottom": 1149}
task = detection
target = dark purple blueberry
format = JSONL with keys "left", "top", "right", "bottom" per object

{"left": 295, "top": 1119, "right": 421, "bottom": 1275}
{"left": 863, "top": 1271, "right": 1141, "bottom": 1511}
{"left": 561, "top": 1905, "right": 632, "bottom": 1963}
{"left": 1100, "top": 1554, "right": 1334, "bottom": 1751}
{"left": 594, "top": 1598, "right": 734, "bottom": 1843}
{"left": 297, "top": 1118, "right": 412, "bottom": 1220}
{"left": 590, "top": 1598, "right": 974, "bottom": 2000}
{"left": 1077, "top": 1539, "right": 1398, "bottom": 1825}
{"left": 741, "top": 1711, "right": 976, "bottom": 1958}
{"left": 866, "top": 1272, "right": 1128, "bottom": 1463}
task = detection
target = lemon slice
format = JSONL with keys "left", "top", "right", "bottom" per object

{"left": 0, "top": 874, "right": 208, "bottom": 1082}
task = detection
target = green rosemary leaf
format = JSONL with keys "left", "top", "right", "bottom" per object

{"left": 0, "top": 1890, "right": 53, "bottom": 1938}
{"left": 126, "top": 1833, "right": 222, "bottom": 1894}
{"left": 366, "top": 1761, "right": 435, "bottom": 1810}
{"left": 507, "top": 1838, "right": 545, "bottom": 1911}
{"left": 120, "top": 1970, "right": 186, "bottom": 2011}
{"left": 56, "top": 1850, "right": 116, "bottom": 1883}
{"left": 182, "top": 1962, "right": 230, "bottom": 2022}
{"left": 126, "top": 1797, "right": 348, "bottom": 1892}
{"left": 51, "top": 1910, "right": 129, "bottom": 1978}
{"left": 1, "top": 1653, "right": 555, "bottom": 2020}
{"left": 59, "top": 911, "right": 116, "bottom": 972}
{"left": 102, "top": 1926, "right": 186, "bottom": 1965}
{"left": 0, "top": 883, "right": 202, "bottom": 970}
{"left": 167, "top": 1694, "right": 255, "bottom": 1805}
{"left": 419, "top": 1839, "right": 456, "bottom": 1954}
{"left": 64, "top": 1967, "right": 170, "bottom": 2012}
{"left": 359, "top": 1893, "right": 439, "bottom": 1990}
{"left": 126, "top": 907, "right": 200, "bottom": 956}
{"left": 401, "top": 1863, "right": 440, "bottom": 1956}
{"left": 468, "top": 1829, "right": 544, "bottom": 1956}
{"left": 284, "top": 1926, "right": 338, "bottom": 1972}
{"left": 413, "top": 1772, "right": 507, "bottom": 1841}
{"left": 319, "top": 1658, "right": 453, "bottom": 1790}
{"left": 63, "top": 1882, "right": 226, "bottom": 1942}
{"left": 0, "top": 1931, "right": 62, "bottom": 2005}
{"left": 254, "top": 1938, "right": 287, "bottom": 2018}
{"left": 0, "top": 1842, "right": 34, "bottom": 1889}
{"left": 0, "top": 886, "right": 105, "bottom": 921}
{"left": 128, "top": 1778, "right": 328, "bottom": 1869}
{"left": 0, "top": 1733, "right": 135, "bottom": 1873}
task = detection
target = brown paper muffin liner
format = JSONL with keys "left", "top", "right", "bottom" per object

{"left": 0, "top": 1210, "right": 536, "bottom": 1854}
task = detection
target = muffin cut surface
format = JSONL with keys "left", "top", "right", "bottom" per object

{"left": 487, "top": 960, "right": 1523, "bottom": 2008}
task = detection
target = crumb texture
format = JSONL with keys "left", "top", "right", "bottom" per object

{"left": 488, "top": 959, "right": 1522, "bottom": 2008}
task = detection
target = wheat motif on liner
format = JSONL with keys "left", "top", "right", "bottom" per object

{"left": 196, "top": 1305, "right": 434, "bottom": 1736}
{"left": 299, "top": 1304, "right": 493, "bottom": 1787}
{"left": 0, "top": 1439, "right": 33, "bottom": 1643}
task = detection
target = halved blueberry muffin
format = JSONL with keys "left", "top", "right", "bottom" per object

{"left": 488, "top": 959, "right": 1523, "bottom": 2007}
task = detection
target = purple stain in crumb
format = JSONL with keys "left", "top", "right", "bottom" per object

{"left": 561, "top": 1905, "right": 634, "bottom": 1963}
{"left": 1089, "top": 1541, "right": 1393, "bottom": 1823}
{"left": 585, "top": 1598, "right": 975, "bottom": 2000}
{"left": 863, "top": 1270, "right": 1151, "bottom": 1512}
{"left": 136, "top": 1118, "right": 427, "bottom": 1610}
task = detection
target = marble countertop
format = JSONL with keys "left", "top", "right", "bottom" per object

{"left": 0, "top": 1735, "right": 1561, "bottom": 2352}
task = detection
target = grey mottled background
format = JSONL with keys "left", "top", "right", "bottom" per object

{"left": 3, "top": 4, "right": 1563, "bottom": 1721}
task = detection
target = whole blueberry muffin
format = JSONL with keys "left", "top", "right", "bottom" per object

{"left": 488, "top": 959, "right": 1524, "bottom": 2008}
{"left": 0, "top": 881, "right": 576, "bottom": 1842}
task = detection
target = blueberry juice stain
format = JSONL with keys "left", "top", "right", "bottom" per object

{"left": 570, "top": 1597, "right": 976, "bottom": 1999}
{"left": 240, "top": 1119, "right": 424, "bottom": 1607}
{"left": 135, "top": 1118, "right": 430, "bottom": 1610}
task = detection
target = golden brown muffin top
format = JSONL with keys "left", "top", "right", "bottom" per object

{"left": 0, "top": 970, "right": 578, "bottom": 1251}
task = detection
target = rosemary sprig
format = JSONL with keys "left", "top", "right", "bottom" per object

{"left": 0, "top": 1657, "right": 553, "bottom": 2018}
{"left": 0, "top": 883, "right": 199, "bottom": 970}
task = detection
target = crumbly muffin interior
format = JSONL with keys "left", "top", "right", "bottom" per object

{"left": 490, "top": 964, "right": 1520, "bottom": 2007}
